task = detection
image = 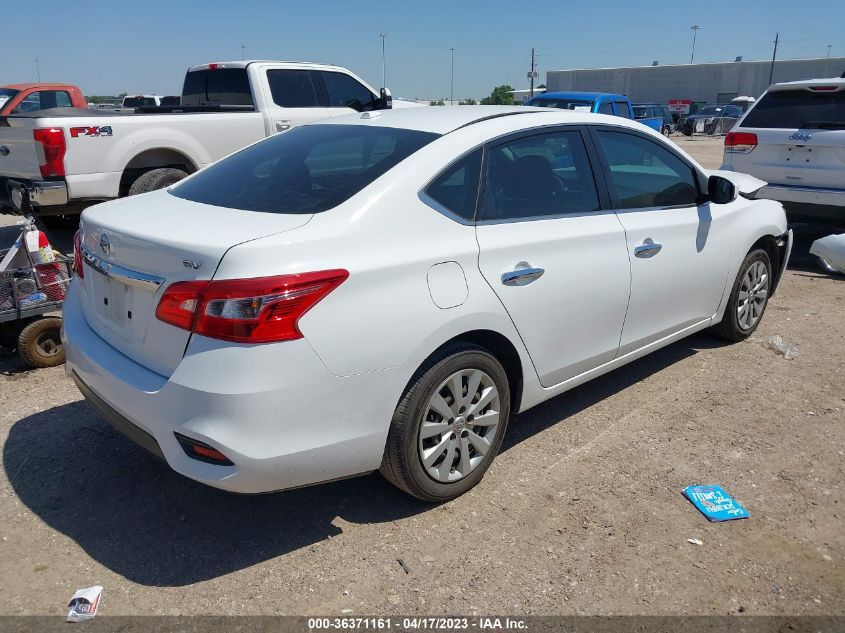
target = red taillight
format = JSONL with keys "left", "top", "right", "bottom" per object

{"left": 155, "top": 270, "right": 349, "bottom": 343}
{"left": 73, "top": 230, "right": 84, "bottom": 279}
{"left": 207, "top": 63, "right": 219, "bottom": 70}
{"left": 808, "top": 85, "right": 838, "bottom": 91}
{"left": 33, "top": 128, "right": 66, "bottom": 178}
{"left": 725, "top": 131, "right": 758, "bottom": 153}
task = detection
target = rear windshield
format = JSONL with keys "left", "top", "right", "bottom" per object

{"left": 0, "top": 88, "right": 20, "bottom": 112}
{"left": 527, "top": 98, "right": 594, "bottom": 112}
{"left": 181, "top": 68, "right": 254, "bottom": 107}
{"left": 170, "top": 125, "right": 439, "bottom": 214}
{"left": 123, "top": 97, "right": 156, "bottom": 108}
{"left": 742, "top": 89, "right": 845, "bottom": 128}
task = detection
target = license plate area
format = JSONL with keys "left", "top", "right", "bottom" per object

{"left": 784, "top": 146, "right": 817, "bottom": 165}
{"left": 90, "top": 272, "right": 152, "bottom": 341}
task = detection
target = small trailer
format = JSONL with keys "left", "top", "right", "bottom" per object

{"left": 0, "top": 218, "right": 72, "bottom": 368}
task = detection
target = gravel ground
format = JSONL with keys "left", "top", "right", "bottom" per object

{"left": 0, "top": 136, "right": 843, "bottom": 616}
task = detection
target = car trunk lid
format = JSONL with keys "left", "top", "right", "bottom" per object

{"left": 78, "top": 190, "right": 313, "bottom": 376}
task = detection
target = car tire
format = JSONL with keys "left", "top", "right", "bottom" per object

{"left": 128, "top": 167, "right": 188, "bottom": 196}
{"left": 17, "top": 317, "right": 64, "bottom": 368}
{"left": 662, "top": 125, "right": 671, "bottom": 136}
{"left": 380, "top": 342, "right": 511, "bottom": 502}
{"left": 710, "top": 248, "right": 772, "bottom": 342}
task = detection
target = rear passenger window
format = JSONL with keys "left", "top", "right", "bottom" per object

{"left": 480, "top": 130, "right": 600, "bottom": 221}
{"left": 595, "top": 130, "right": 699, "bottom": 209}
{"left": 320, "top": 72, "right": 378, "bottom": 111}
{"left": 614, "top": 102, "right": 632, "bottom": 119}
{"left": 425, "top": 149, "right": 482, "bottom": 220}
{"left": 267, "top": 70, "right": 320, "bottom": 107}
{"left": 598, "top": 102, "right": 613, "bottom": 115}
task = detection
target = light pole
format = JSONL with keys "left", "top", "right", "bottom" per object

{"left": 379, "top": 33, "right": 387, "bottom": 90}
{"left": 690, "top": 25, "right": 701, "bottom": 64}
{"left": 241, "top": 45, "right": 246, "bottom": 61}
{"left": 450, "top": 48, "right": 455, "bottom": 105}
{"left": 35, "top": 58, "right": 41, "bottom": 82}
{"left": 827, "top": 44, "right": 833, "bottom": 58}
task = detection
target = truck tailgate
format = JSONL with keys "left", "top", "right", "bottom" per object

{"left": 0, "top": 117, "right": 43, "bottom": 180}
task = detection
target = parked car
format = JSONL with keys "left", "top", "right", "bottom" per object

{"left": 63, "top": 106, "right": 791, "bottom": 501}
{"left": 121, "top": 95, "right": 163, "bottom": 108}
{"left": 722, "top": 77, "right": 845, "bottom": 223}
{"left": 526, "top": 91, "right": 664, "bottom": 132}
{"left": 682, "top": 104, "right": 743, "bottom": 136}
{"left": 633, "top": 103, "right": 675, "bottom": 136}
{"left": 0, "top": 83, "right": 87, "bottom": 115}
{"left": 0, "top": 61, "right": 393, "bottom": 217}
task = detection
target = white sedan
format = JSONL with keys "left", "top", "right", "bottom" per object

{"left": 63, "top": 106, "right": 792, "bottom": 501}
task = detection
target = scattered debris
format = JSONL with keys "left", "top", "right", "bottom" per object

{"left": 687, "top": 538, "right": 704, "bottom": 546}
{"left": 822, "top": 554, "right": 832, "bottom": 562}
{"left": 809, "top": 233, "right": 845, "bottom": 275}
{"left": 419, "top": 555, "right": 436, "bottom": 564}
{"left": 766, "top": 335, "right": 799, "bottom": 360}
{"left": 683, "top": 485, "right": 749, "bottom": 522}
{"left": 397, "top": 558, "right": 411, "bottom": 574}
{"left": 66, "top": 585, "right": 103, "bottom": 623}
{"left": 692, "top": 562, "right": 706, "bottom": 569}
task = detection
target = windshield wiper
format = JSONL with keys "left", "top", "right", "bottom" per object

{"left": 800, "top": 121, "right": 845, "bottom": 130}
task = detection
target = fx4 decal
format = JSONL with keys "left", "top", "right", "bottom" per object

{"left": 69, "top": 125, "right": 113, "bottom": 138}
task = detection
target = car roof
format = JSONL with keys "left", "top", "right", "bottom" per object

{"left": 769, "top": 77, "right": 845, "bottom": 91}
{"left": 1, "top": 83, "right": 77, "bottom": 90}
{"left": 313, "top": 105, "right": 647, "bottom": 135}
{"left": 187, "top": 60, "right": 353, "bottom": 73}
{"left": 529, "top": 91, "right": 627, "bottom": 101}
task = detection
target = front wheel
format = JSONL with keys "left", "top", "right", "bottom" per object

{"left": 380, "top": 343, "right": 511, "bottom": 502}
{"left": 662, "top": 125, "right": 671, "bottom": 137}
{"left": 710, "top": 248, "right": 772, "bottom": 341}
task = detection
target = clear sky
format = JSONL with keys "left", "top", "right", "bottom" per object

{"left": 2, "top": 0, "right": 843, "bottom": 100}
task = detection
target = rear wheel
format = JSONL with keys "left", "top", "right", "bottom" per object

{"left": 710, "top": 248, "right": 772, "bottom": 341}
{"left": 17, "top": 317, "right": 64, "bottom": 368}
{"left": 662, "top": 125, "right": 671, "bottom": 136}
{"left": 128, "top": 167, "right": 188, "bottom": 196}
{"left": 380, "top": 343, "right": 511, "bottom": 502}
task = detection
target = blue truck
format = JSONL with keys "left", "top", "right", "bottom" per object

{"left": 526, "top": 91, "right": 664, "bottom": 132}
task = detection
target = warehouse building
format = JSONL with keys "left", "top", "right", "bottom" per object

{"left": 546, "top": 57, "right": 845, "bottom": 104}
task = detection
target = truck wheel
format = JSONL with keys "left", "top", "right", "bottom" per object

{"left": 662, "top": 125, "right": 671, "bottom": 137}
{"left": 128, "top": 168, "right": 188, "bottom": 196}
{"left": 17, "top": 317, "right": 65, "bottom": 368}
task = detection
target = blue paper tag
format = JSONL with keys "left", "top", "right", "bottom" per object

{"left": 683, "top": 485, "right": 749, "bottom": 522}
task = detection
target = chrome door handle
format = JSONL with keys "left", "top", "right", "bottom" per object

{"left": 275, "top": 120, "right": 291, "bottom": 132}
{"left": 634, "top": 239, "right": 662, "bottom": 258}
{"left": 501, "top": 267, "right": 545, "bottom": 286}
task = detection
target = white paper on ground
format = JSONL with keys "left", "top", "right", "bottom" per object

{"left": 66, "top": 585, "right": 103, "bottom": 623}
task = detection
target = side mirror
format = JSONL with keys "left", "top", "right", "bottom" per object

{"left": 379, "top": 87, "right": 393, "bottom": 110}
{"left": 708, "top": 175, "right": 737, "bottom": 204}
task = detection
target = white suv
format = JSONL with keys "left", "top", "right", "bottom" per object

{"left": 722, "top": 77, "right": 845, "bottom": 223}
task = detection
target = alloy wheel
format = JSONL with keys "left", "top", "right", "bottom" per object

{"left": 418, "top": 368, "right": 501, "bottom": 483}
{"left": 737, "top": 260, "right": 769, "bottom": 330}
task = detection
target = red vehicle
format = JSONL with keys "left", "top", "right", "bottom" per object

{"left": 0, "top": 83, "right": 87, "bottom": 115}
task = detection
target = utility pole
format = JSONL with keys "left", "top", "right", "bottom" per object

{"left": 379, "top": 33, "right": 387, "bottom": 90}
{"left": 827, "top": 44, "right": 832, "bottom": 58}
{"left": 450, "top": 48, "right": 455, "bottom": 105}
{"left": 241, "top": 45, "right": 245, "bottom": 61}
{"left": 34, "top": 58, "right": 41, "bottom": 82}
{"left": 529, "top": 47, "right": 537, "bottom": 98}
{"left": 689, "top": 25, "right": 701, "bottom": 64}
{"left": 769, "top": 33, "right": 779, "bottom": 86}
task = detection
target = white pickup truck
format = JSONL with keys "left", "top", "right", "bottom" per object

{"left": 0, "top": 60, "right": 395, "bottom": 216}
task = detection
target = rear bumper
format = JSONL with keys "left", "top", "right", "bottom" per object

{"left": 756, "top": 185, "right": 845, "bottom": 221}
{"left": 61, "top": 285, "right": 403, "bottom": 494}
{"left": 4, "top": 178, "right": 68, "bottom": 210}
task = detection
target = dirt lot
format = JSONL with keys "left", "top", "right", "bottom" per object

{"left": 0, "top": 137, "right": 843, "bottom": 616}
